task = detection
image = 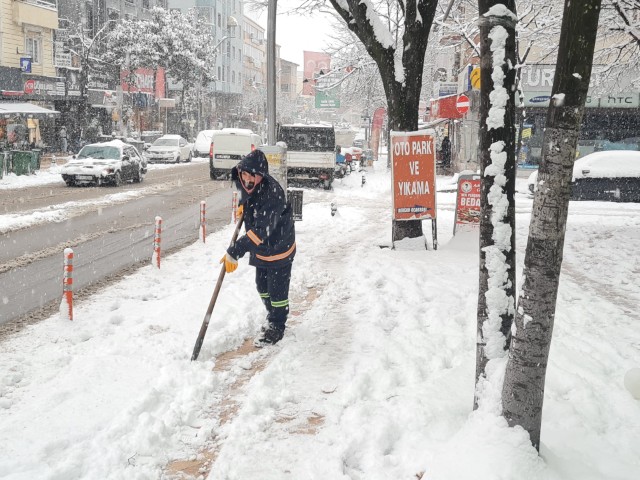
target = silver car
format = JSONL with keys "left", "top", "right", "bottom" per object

{"left": 145, "top": 135, "right": 193, "bottom": 163}
{"left": 61, "top": 140, "right": 147, "bottom": 187}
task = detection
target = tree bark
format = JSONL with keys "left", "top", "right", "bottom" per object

{"left": 502, "top": 0, "right": 603, "bottom": 451}
{"left": 474, "top": 1, "right": 518, "bottom": 409}
{"left": 327, "top": 0, "right": 439, "bottom": 241}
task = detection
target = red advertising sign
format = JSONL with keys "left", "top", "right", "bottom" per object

{"left": 24, "top": 79, "right": 36, "bottom": 94}
{"left": 454, "top": 174, "right": 481, "bottom": 232}
{"left": 120, "top": 68, "right": 157, "bottom": 95}
{"left": 302, "top": 51, "right": 331, "bottom": 96}
{"left": 391, "top": 131, "right": 436, "bottom": 221}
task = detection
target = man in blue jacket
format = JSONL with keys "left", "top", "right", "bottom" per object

{"left": 220, "top": 149, "right": 296, "bottom": 346}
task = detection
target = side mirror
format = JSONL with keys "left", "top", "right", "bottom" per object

{"left": 122, "top": 155, "right": 130, "bottom": 161}
{"left": 72, "top": 154, "right": 77, "bottom": 159}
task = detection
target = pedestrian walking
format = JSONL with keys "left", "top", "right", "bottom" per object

{"left": 59, "top": 126, "right": 68, "bottom": 154}
{"left": 220, "top": 149, "right": 296, "bottom": 347}
{"left": 441, "top": 135, "right": 451, "bottom": 168}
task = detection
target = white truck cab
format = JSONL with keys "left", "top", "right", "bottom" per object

{"left": 277, "top": 124, "right": 336, "bottom": 189}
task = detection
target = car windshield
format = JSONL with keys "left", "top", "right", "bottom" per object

{"left": 77, "top": 146, "right": 120, "bottom": 160}
{"left": 153, "top": 138, "right": 179, "bottom": 147}
{"left": 197, "top": 132, "right": 213, "bottom": 142}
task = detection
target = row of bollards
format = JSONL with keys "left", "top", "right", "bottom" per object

{"left": 59, "top": 192, "right": 241, "bottom": 321}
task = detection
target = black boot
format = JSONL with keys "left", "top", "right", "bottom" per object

{"left": 254, "top": 324, "right": 284, "bottom": 347}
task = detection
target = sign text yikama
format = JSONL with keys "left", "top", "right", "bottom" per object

{"left": 391, "top": 132, "right": 436, "bottom": 221}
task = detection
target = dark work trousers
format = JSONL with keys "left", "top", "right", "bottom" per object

{"left": 255, "top": 263, "right": 292, "bottom": 330}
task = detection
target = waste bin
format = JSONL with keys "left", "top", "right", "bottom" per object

{"left": 288, "top": 188, "right": 303, "bottom": 221}
{"left": 11, "top": 151, "right": 33, "bottom": 176}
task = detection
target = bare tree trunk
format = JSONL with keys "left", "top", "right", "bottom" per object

{"left": 502, "top": 0, "right": 603, "bottom": 451}
{"left": 327, "top": 0, "right": 439, "bottom": 242}
{"left": 474, "top": 0, "right": 518, "bottom": 409}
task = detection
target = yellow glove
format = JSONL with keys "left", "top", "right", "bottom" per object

{"left": 220, "top": 253, "right": 238, "bottom": 273}
{"left": 237, "top": 204, "right": 244, "bottom": 219}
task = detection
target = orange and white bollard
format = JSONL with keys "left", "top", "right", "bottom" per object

{"left": 153, "top": 216, "right": 162, "bottom": 268}
{"left": 61, "top": 248, "right": 73, "bottom": 321}
{"left": 231, "top": 190, "right": 238, "bottom": 224}
{"left": 200, "top": 200, "right": 206, "bottom": 243}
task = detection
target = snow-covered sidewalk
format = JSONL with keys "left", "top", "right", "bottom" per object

{"left": 1, "top": 160, "right": 639, "bottom": 480}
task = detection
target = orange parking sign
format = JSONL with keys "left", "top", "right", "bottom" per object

{"left": 391, "top": 131, "right": 436, "bottom": 221}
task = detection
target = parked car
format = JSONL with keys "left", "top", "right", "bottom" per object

{"left": 61, "top": 140, "right": 147, "bottom": 187}
{"left": 527, "top": 150, "right": 640, "bottom": 202}
{"left": 193, "top": 130, "right": 215, "bottom": 158}
{"left": 145, "top": 134, "right": 193, "bottom": 163}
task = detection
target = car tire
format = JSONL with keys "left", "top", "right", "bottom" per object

{"left": 187, "top": 153, "right": 192, "bottom": 163}
{"left": 176, "top": 155, "right": 181, "bottom": 164}
{"left": 65, "top": 179, "right": 75, "bottom": 187}
{"left": 113, "top": 171, "right": 122, "bottom": 187}
{"left": 133, "top": 168, "right": 143, "bottom": 183}
{"left": 210, "top": 170, "right": 216, "bottom": 180}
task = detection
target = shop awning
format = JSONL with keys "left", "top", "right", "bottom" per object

{"left": 0, "top": 102, "right": 60, "bottom": 117}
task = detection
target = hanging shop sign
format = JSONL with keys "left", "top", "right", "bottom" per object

{"left": 23, "top": 77, "right": 65, "bottom": 98}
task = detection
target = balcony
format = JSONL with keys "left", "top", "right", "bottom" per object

{"left": 13, "top": 0, "right": 58, "bottom": 30}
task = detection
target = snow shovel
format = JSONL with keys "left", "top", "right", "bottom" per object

{"left": 191, "top": 217, "right": 244, "bottom": 361}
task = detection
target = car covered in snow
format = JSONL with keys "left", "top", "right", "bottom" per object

{"left": 145, "top": 134, "right": 193, "bottom": 163}
{"left": 61, "top": 140, "right": 147, "bottom": 187}
{"left": 527, "top": 150, "right": 640, "bottom": 202}
{"left": 193, "top": 129, "right": 215, "bottom": 158}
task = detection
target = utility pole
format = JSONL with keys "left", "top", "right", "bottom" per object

{"left": 266, "top": 0, "right": 277, "bottom": 145}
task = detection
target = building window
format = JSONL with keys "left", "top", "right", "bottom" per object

{"left": 217, "top": 13, "right": 221, "bottom": 28}
{"left": 142, "top": 0, "right": 150, "bottom": 9}
{"left": 218, "top": 66, "right": 221, "bottom": 81}
{"left": 25, "top": 36, "right": 41, "bottom": 64}
{"left": 232, "top": 71, "right": 235, "bottom": 84}
{"left": 125, "top": 0, "right": 135, "bottom": 5}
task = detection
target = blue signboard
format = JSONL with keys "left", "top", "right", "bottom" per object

{"left": 20, "top": 58, "right": 32, "bottom": 73}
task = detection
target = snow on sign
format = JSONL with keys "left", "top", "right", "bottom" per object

{"left": 391, "top": 131, "right": 436, "bottom": 221}
{"left": 456, "top": 94, "right": 470, "bottom": 114}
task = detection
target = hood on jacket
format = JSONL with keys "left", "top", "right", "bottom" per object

{"left": 231, "top": 149, "right": 269, "bottom": 183}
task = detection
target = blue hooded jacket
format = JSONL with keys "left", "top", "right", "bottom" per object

{"left": 227, "top": 149, "right": 296, "bottom": 268}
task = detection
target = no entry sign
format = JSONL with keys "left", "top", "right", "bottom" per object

{"left": 456, "top": 94, "right": 470, "bottom": 114}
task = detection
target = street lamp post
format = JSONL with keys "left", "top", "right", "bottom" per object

{"left": 267, "top": 0, "right": 277, "bottom": 145}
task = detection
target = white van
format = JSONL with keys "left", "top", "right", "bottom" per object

{"left": 209, "top": 128, "right": 263, "bottom": 180}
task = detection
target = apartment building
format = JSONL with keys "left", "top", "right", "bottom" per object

{"left": 0, "top": 0, "right": 61, "bottom": 148}
{"left": 167, "top": 0, "right": 244, "bottom": 131}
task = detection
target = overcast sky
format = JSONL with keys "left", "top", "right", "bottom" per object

{"left": 247, "top": 1, "right": 334, "bottom": 67}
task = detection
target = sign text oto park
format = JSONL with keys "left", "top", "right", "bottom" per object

{"left": 391, "top": 131, "right": 436, "bottom": 221}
